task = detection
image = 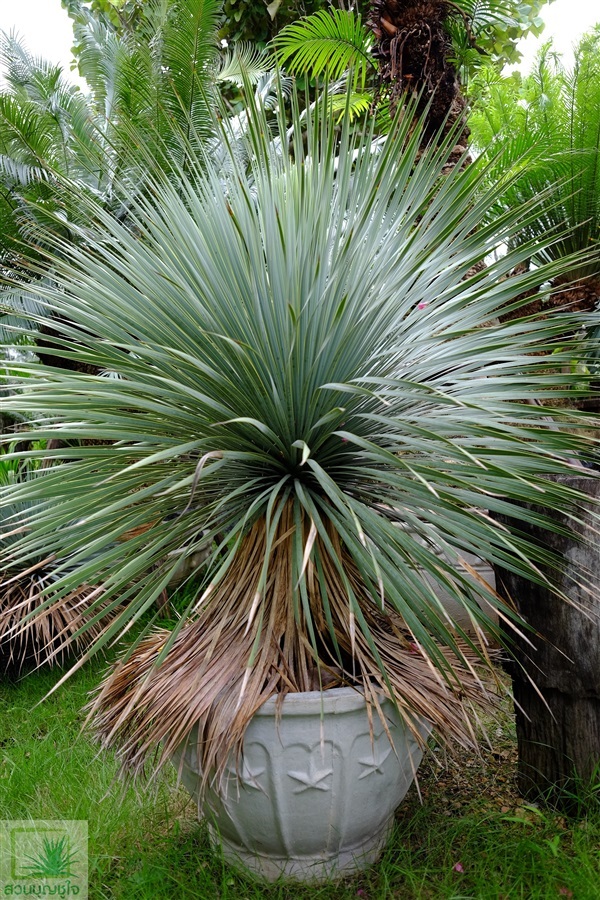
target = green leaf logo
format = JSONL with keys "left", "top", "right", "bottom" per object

{"left": 22, "top": 835, "right": 78, "bottom": 879}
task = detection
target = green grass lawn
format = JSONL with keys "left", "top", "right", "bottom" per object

{"left": 1, "top": 660, "right": 599, "bottom": 899}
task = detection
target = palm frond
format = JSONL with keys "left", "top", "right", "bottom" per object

{"left": 328, "top": 91, "right": 372, "bottom": 124}
{"left": 273, "top": 9, "right": 374, "bottom": 92}
{"left": 158, "top": 0, "right": 220, "bottom": 141}
{"left": 0, "top": 154, "right": 49, "bottom": 188}
{"left": 0, "top": 31, "right": 67, "bottom": 97}
{"left": 0, "top": 32, "right": 115, "bottom": 266}
{"left": 216, "top": 43, "right": 272, "bottom": 87}
{"left": 469, "top": 30, "right": 600, "bottom": 281}
{"left": 0, "top": 94, "right": 63, "bottom": 170}
{"left": 0, "top": 283, "right": 48, "bottom": 344}
{"left": 452, "top": 0, "right": 516, "bottom": 32}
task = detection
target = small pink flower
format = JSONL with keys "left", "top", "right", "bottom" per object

{"left": 417, "top": 301, "right": 429, "bottom": 310}
{"left": 453, "top": 862, "right": 464, "bottom": 873}
{"left": 356, "top": 891, "right": 367, "bottom": 897}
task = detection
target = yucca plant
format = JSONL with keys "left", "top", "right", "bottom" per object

{"left": 0, "top": 447, "right": 116, "bottom": 675}
{"left": 1, "top": 86, "right": 599, "bottom": 791}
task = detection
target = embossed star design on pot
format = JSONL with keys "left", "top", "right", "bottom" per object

{"left": 287, "top": 746, "right": 334, "bottom": 793}
{"left": 358, "top": 732, "right": 394, "bottom": 779}
{"left": 224, "top": 753, "right": 267, "bottom": 793}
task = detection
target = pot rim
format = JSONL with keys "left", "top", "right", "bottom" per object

{"left": 253, "top": 685, "right": 390, "bottom": 717}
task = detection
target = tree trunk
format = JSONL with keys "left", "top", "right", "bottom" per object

{"left": 0, "top": 411, "right": 17, "bottom": 437}
{"left": 368, "top": 0, "right": 469, "bottom": 159}
{"left": 494, "top": 476, "right": 600, "bottom": 809}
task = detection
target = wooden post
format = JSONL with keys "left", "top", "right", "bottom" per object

{"left": 494, "top": 476, "right": 600, "bottom": 807}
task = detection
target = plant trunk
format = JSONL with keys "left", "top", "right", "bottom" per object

{"left": 494, "top": 475, "right": 600, "bottom": 809}
{"left": 368, "top": 0, "right": 469, "bottom": 158}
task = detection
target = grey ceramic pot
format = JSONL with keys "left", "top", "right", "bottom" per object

{"left": 172, "top": 687, "right": 430, "bottom": 882}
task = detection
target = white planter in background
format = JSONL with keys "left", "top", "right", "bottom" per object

{"left": 424, "top": 549, "right": 498, "bottom": 638}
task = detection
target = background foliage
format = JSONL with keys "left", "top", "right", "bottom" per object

{"left": 469, "top": 28, "right": 600, "bottom": 283}
{"left": 61, "top": 0, "right": 556, "bottom": 69}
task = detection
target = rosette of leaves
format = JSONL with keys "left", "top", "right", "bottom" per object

{"left": 2, "top": 84, "right": 599, "bottom": 792}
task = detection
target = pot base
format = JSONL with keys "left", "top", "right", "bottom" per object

{"left": 210, "top": 815, "right": 394, "bottom": 882}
